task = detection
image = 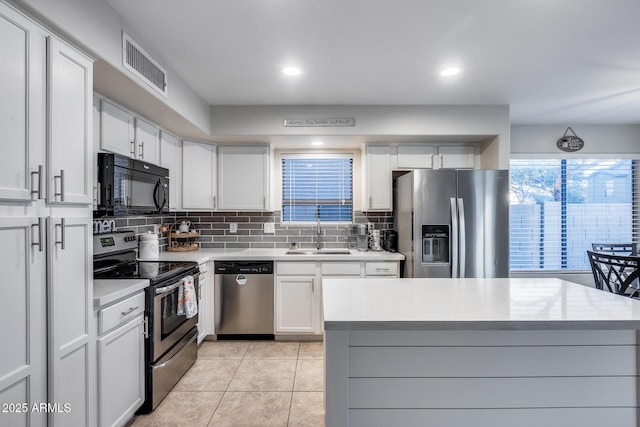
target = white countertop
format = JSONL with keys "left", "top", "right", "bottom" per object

{"left": 139, "top": 248, "right": 404, "bottom": 264}
{"left": 94, "top": 278, "right": 150, "bottom": 308}
{"left": 322, "top": 277, "right": 640, "bottom": 330}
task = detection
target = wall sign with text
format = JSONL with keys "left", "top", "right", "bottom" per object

{"left": 556, "top": 127, "right": 584, "bottom": 152}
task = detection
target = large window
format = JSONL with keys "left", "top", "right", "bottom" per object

{"left": 281, "top": 154, "right": 353, "bottom": 223}
{"left": 510, "top": 159, "right": 637, "bottom": 271}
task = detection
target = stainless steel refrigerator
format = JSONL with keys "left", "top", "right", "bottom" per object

{"left": 396, "top": 169, "right": 509, "bottom": 278}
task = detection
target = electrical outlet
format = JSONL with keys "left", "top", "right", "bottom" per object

{"left": 229, "top": 222, "right": 238, "bottom": 233}
{"left": 264, "top": 222, "right": 275, "bottom": 233}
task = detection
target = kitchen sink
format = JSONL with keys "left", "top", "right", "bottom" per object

{"left": 286, "top": 249, "right": 351, "bottom": 255}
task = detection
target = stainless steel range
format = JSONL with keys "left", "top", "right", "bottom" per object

{"left": 93, "top": 230, "right": 200, "bottom": 413}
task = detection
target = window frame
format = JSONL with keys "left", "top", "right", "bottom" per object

{"left": 509, "top": 157, "right": 638, "bottom": 273}
{"left": 280, "top": 152, "right": 354, "bottom": 225}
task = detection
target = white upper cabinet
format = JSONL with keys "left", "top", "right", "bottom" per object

{"left": 218, "top": 145, "right": 271, "bottom": 211}
{"left": 99, "top": 97, "right": 160, "bottom": 165}
{"left": 135, "top": 117, "right": 160, "bottom": 165}
{"left": 182, "top": 140, "right": 217, "bottom": 210}
{"left": 397, "top": 144, "right": 435, "bottom": 169}
{"left": 159, "top": 131, "right": 182, "bottom": 210}
{"left": 0, "top": 5, "right": 46, "bottom": 203}
{"left": 437, "top": 145, "right": 476, "bottom": 169}
{"left": 48, "top": 37, "right": 93, "bottom": 205}
{"left": 395, "top": 144, "right": 476, "bottom": 170}
{"left": 363, "top": 145, "right": 392, "bottom": 211}
{"left": 100, "top": 99, "right": 135, "bottom": 158}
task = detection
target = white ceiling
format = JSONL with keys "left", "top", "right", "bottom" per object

{"left": 105, "top": 0, "right": 640, "bottom": 125}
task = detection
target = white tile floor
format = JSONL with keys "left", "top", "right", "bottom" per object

{"left": 131, "top": 341, "right": 325, "bottom": 427}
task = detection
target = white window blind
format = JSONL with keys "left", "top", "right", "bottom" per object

{"left": 510, "top": 159, "right": 637, "bottom": 271}
{"left": 282, "top": 154, "right": 353, "bottom": 223}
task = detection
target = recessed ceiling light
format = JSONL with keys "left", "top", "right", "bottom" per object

{"left": 311, "top": 141, "right": 324, "bottom": 146}
{"left": 440, "top": 67, "right": 461, "bottom": 77}
{"left": 282, "top": 66, "right": 302, "bottom": 76}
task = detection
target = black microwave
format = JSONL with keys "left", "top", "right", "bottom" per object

{"left": 95, "top": 153, "right": 170, "bottom": 217}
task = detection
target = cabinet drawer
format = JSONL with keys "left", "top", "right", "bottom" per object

{"left": 277, "top": 262, "right": 316, "bottom": 275}
{"left": 321, "top": 262, "right": 361, "bottom": 276}
{"left": 365, "top": 262, "right": 398, "bottom": 276}
{"left": 99, "top": 292, "right": 145, "bottom": 335}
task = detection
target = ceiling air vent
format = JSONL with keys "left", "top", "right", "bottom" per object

{"left": 122, "top": 32, "right": 168, "bottom": 97}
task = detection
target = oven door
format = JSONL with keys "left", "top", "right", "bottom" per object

{"left": 152, "top": 275, "right": 199, "bottom": 362}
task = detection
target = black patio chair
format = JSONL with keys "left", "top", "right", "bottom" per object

{"left": 586, "top": 250, "right": 640, "bottom": 298}
{"left": 591, "top": 243, "right": 638, "bottom": 256}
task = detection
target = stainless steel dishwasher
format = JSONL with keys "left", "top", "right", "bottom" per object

{"left": 214, "top": 261, "right": 274, "bottom": 338}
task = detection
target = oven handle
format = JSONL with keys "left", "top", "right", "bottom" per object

{"left": 155, "top": 280, "right": 182, "bottom": 295}
{"left": 155, "top": 273, "right": 201, "bottom": 295}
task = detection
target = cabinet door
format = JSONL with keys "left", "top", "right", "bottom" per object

{"left": 437, "top": 145, "right": 476, "bottom": 169}
{"left": 397, "top": 144, "right": 435, "bottom": 169}
{"left": 100, "top": 99, "right": 135, "bottom": 158}
{"left": 0, "top": 218, "right": 46, "bottom": 427}
{"left": 47, "top": 216, "right": 93, "bottom": 427}
{"left": 159, "top": 131, "right": 182, "bottom": 210}
{"left": 218, "top": 146, "right": 270, "bottom": 210}
{"left": 276, "top": 276, "right": 315, "bottom": 333}
{"left": 0, "top": 5, "right": 46, "bottom": 202}
{"left": 48, "top": 37, "right": 93, "bottom": 204}
{"left": 97, "top": 315, "right": 144, "bottom": 427}
{"left": 364, "top": 145, "right": 392, "bottom": 211}
{"left": 204, "top": 262, "right": 216, "bottom": 336}
{"left": 135, "top": 117, "right": 160, "bottom": 165}
{"left": 197, "top": 266, "right": 207, "bottom": 343}
{"left": 182, "top": 140, "right": 217, "bottom": 210}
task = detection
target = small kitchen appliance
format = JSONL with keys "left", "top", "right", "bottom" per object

{"left": 350, "top": 224, "right": 369, "bottom": 251}
{"left": 382, "top": 230, "right": 398, "bottom": 252}
{"left": 95, "top": 153, "right": 170, "bottom": 217}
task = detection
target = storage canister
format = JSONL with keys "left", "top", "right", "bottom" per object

{"left": 139, "top": 231, "right": 159, "bottom": 259}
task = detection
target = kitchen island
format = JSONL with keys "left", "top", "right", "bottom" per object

{"left": 323, "top": 278, "right": 640, "bottom": 427}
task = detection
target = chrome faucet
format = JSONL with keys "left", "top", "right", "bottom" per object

{"left": 316, "top": 208, "right": 322, "bottom": 250}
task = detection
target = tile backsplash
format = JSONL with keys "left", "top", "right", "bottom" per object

{"left": 98, "top": 211, "right": 393, "bottom": 251}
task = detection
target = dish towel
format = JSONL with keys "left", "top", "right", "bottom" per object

{"left": 177, "top": 275, "right": 198, "bottom": 319}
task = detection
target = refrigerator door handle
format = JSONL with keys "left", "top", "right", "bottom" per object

{"left": 450, "top": 197, "right": 459, "bottom": 278}
{"left": 458, "top": 198, "right": 466, "bottom": 278}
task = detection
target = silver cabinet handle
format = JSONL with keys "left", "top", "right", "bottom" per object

{"left": 263, "top": 196, "right": 266, "bottom": 209}
{"left": 54, "top": 169, "right": 65, "bottom": 201}
{"left": 440, "top": 154, "right": 444, "bottom": 168}
{"left": 121, "top": 306, "right": 139, "bottom": 317}
{"left": 31, "top": 165, "right": 43, "bottom": 199}
{"left": 31, "top": 218, "right": 43, "bottom": 252}
{"left": 55, "top": 218, "right": 66, "bottom": 250}
{"left": 130, "top": 140, "right": 136, "bottom": 157}
{"left": 212, "top": 196, "right": 216, "bottom": 209}
{"left": 369, "top": 195, "right": 372, "bottom": 209}
{"left": 139, "top": 140, "right": 144, "bottom": 159}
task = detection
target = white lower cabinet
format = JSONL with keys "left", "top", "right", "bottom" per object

{"left": 197, "top": 262, "right": 211, "bottom": 343}
{"left": 0, "top": 218, "right": 47, "bottom": 427}
{"left": 275, "top": 260, "right": 399, "bottom": 337}
{"left": 97, "top": 314, "right": 144, "bottom": 427}
{"left": 276, "top": 276, "right": 316, "bottom": 333}
{"left": 47, "top": 216, "right": 94, "bottom": 427}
